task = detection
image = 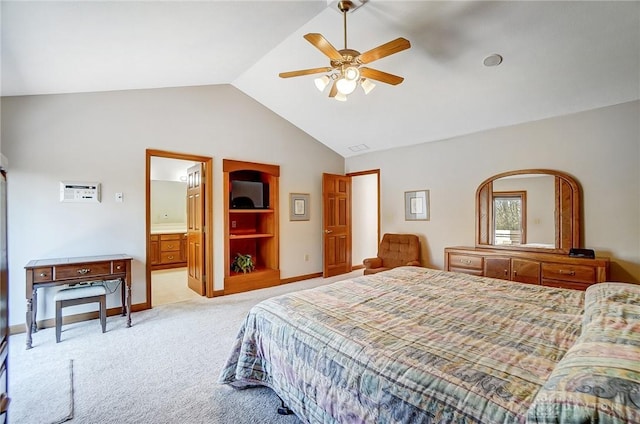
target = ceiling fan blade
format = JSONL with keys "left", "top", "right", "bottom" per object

{"left": 304, "top": 33, "right": 344, "bottom": 61}
{"left": 360, "top": 67, "right": 404, "bottom": 85}
{"left": 358, "top": 37, "right": 411, "bottom": 64}
{"left": 328, "top": 80, "right": 338, "bottom": 98}
{"left": 279, "top": 67, "right": 332, "bottom": 78}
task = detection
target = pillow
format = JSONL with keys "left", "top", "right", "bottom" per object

{"left": 527, "top": 283, "right": 640, "bottom": 423}
{"left": 582, "top": 282, "right": 640, "bottom": 333}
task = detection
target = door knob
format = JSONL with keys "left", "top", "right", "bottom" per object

{"left": 324, "top": 229, "right": 333, "bottom": 234}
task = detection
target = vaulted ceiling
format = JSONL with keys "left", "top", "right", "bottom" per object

{"left": 2, "top": 1, "right": 639, "bottom": 157}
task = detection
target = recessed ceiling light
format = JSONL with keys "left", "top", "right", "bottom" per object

{"left": 483, "top": 54, "right": 503, "bottom": 67}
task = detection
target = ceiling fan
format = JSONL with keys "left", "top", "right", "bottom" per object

{"left": 279, "top": 0, "right": 411, "bottom": 101}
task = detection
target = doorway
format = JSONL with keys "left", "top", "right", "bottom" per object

{"left": 322, "top": 169, "right": 380, "bottom": 278}
{"left": 350, "top": 170, "right": 380, "bottom": 267}
{"left": 145, "top": 149, "right": 214, "bottom": 309}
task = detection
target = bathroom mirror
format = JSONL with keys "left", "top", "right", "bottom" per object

{"left": 476, "top": 169, "right": 581, "bottom": 253}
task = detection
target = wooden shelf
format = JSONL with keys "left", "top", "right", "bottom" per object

{"left": 230, "top": 233, "right": 273, "bottom": 239}
{"left": 229, "top": 209, "right": 274, "bottom": 214}
{"left": 223, "top": 159, "right": 280, "bottom": 294}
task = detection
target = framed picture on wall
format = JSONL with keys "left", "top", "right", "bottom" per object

{"left": 405, "top": 190, "right": 429, "bottom": 221}
{"left": 289, "top": 193, "right": 310, "bottom": 221}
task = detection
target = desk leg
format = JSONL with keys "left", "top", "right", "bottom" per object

{"left": 120, "top": 278, "right": 126, "bottom": 316}
{"left": 32, "top": 289, "right": 38, "bottom": 333}
{"left": 26, "top": 288, "right": 38, "bottom": 349}
{"left": 126, "top": 279, "right": 132, "bottom": 328}
{"left": 25, "top": 297, "right": 33, "bottom": 350}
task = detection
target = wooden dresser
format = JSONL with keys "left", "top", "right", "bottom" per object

{"left": 445, "top": 247, "right": 610, "bottom": 290}
{"left": 150, "top": 232, "right": 187, "bottom": 270}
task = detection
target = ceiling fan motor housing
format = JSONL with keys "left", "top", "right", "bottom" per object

{"left": 331, "top": 49, "right": 361, "bottom": 68}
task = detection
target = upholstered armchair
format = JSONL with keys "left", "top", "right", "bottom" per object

{"left": 363, "top": 233, "right": 421, "bottom": 275}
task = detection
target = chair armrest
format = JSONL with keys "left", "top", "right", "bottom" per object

{"left": 406, "top": 260, "right": 421, "bottom": 267}
{"left": 363, "top": 257, "right": 382, "bottom": 269}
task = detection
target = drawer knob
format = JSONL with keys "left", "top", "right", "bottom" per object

{"left": 460, "top": 259, "right": 471, "bottom": 265}
{"left": 39, "top": 272, "right": 47, "bottom": 277}
{"left": 77, "top": 268, "right": 91, "bottom": 275}
{"left": 116, "top": 265, "right": 122, "bottom": 270}
{"left": 168, "top": 256, "right": 174, "bottom": 260}
{"left": 559, "top": 270, "right": 576, "bottom": 276}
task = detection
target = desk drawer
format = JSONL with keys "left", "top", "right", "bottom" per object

{"left": 542, "top": 263, "right": 595, "bottom": 284}
{"left": 55, "top": 262, "right": 112, "bottom": 280}
{"left": 112, "top": 261, "right": 127, "bottom": 273}
{"left": 33, "top": 267, "right": 53, "bottom": 283}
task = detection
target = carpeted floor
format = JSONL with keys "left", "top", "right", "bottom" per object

{"left": 8, "top": 270, "right": 363, "bottom": 423}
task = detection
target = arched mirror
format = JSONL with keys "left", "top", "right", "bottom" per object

{"left": 476, "top": 169, "right": 580, "bottom": 254}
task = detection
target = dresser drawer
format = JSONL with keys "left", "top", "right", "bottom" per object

{"left": 160, "top": 252, "right": 182, "bottom": 263}
{"left": 160, "top": 240, "right": 181, "bottom": 252}
{"left": 55, "top": 262, "right": 112, "bottom": 280}
{"left": 159, "top": 234, "right": 182, "bottom": 241}
{"left": 448, "top": 254, "right": 483, "bottom": 270}
{"left": 33, "top": 267, "right": 53, "bottom": 283}
{"left": 449, "top": 267, "right": 483, "bottom": 276}
{"left": 542, "top": 279, "right": 592, "bottom": 291}
{"left": 542, "top": 263, "right": 595, "bottom": 284}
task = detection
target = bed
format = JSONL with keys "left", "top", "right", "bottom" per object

{"left": 219, "top": 267, "right": 640, "bottom": 423}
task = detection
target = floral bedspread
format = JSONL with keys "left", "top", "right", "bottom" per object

{"left": 219, "top": 267, "right": 595, "bottom": 423}
{"left": 527, "top": 282, "right": 640, "bottom": 423}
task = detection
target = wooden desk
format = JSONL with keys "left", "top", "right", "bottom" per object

{"left": 24, "top": 254, "right": 133, "bottom": 349}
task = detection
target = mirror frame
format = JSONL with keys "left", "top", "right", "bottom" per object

{"left": 476, "top": 169, "right": 581, "bottom": 254}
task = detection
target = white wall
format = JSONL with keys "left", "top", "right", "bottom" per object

{"left": 1, "top": 85, "right": 344, "bottom": 326}
{"left": 150, "top": 180, "right": 187, "bottom": 225}
{"left": 351, "top": 173, "right": 379, "bottom": 265}
{"left": 346, "top": 100, "right": 640, "bottom": 283}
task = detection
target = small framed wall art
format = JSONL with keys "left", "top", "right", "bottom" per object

{"left": 289, "top": 193, "right": 310, "bottom": 221}
{"left": 405, "top": 190, "right": 429, "bottom": 221}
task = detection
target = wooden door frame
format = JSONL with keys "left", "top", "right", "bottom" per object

{"left": 145, "top": 149, "right": 214, "bottom": 309}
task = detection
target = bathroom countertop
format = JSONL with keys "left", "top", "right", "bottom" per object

{"left": 150, "top": 224, "right": 187, "bottom": 235}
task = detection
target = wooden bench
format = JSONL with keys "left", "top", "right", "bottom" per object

{"left": 54, "top": 285, "right": 107, "bottom": 343}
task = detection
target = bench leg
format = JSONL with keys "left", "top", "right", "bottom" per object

{"left": 100, "top": 295, "right": 106, "bottom": 333}
{"left": 55, "top": 300, "right": 62, "bottom": 343}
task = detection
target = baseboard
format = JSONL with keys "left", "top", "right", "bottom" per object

{"left": 10, "top": 305, "right": 140, "bottom": 335}
{"left": 10, "top": 269, "right": 353, "bottom": 334}
{"left": 280, "top": 272, "right": 323, "bottom": 285}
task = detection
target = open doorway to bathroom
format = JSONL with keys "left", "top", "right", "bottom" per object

{"left": 145, "top": 149, "right": 213, "bottom": 308}
{"left": 349, "top": 169, "right": 380, "bottom": 269}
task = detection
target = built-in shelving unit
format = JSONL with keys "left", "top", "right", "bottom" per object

{"left": 223, "top": 159, "right": 280, "bottom": 294}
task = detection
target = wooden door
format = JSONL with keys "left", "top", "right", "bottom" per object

{"left": 484, "top": 257, "right": 510, "bottom": 280}
{"left": 322, "top": 173, "right": 352, "bottom": 277}
{"left": 511, "top": 258, "right": 540, "bottom": 285}
{"left": 187, "top": 163, "right": 206, "bottom": 295}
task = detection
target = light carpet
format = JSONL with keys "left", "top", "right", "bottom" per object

{"left": 9, "top": 270, "right": 362, "bottom": 423}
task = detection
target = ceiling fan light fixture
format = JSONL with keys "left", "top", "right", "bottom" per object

{"left": 344, "top": 66, "right": 360, "bottom": 82}
{"left": 336, "top": 77, "right": 357, "bottom": 95}
{"left": 334, "top": 92, "right": 348, "bottom": 102}
{"left": 314, "top": 75, "right": 331, "bottom": 92}
{"left": 361, "top": 78, "right": 375, "bottom": 94}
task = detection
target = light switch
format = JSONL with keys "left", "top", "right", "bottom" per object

{"left": 115, "top": 192, "right": 124, "bottom": 202}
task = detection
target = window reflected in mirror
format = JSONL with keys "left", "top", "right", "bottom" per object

{"left": 493, "top": 191, "right": 525, "bottom": 245}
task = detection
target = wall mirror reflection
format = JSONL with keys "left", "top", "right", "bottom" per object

{"left": 476, "top": 169, "right": 580, "bottom": 253}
